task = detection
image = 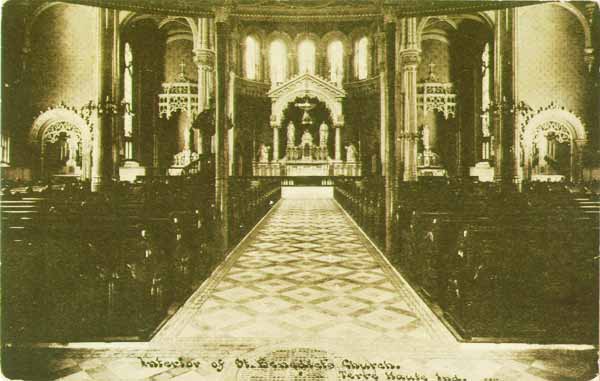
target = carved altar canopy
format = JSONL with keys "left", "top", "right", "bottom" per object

{"left": 267, "top": 73, "right": 346, "bottom": 128}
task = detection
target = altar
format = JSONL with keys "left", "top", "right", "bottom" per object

{"left": 252, "top": 73, "right": 361, "bottom": 178}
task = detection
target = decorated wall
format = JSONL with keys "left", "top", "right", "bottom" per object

{"left": 30, "top": 4, "right": 99, "bottom": 113}
{"left": 516, "top": 3, "right": 592, "bottom": 133}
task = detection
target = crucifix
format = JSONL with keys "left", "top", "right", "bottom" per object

{"left": 177, "top": 62, "right": 187, "bottom": 80}
{"left": 427, "top": 62, "right": 438, "bottom": 81}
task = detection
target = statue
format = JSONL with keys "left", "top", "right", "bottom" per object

{"left": 258, "top": 143, "right": 270, "bottom": 163}
{"left": 319, "top": 122, "right": 329, "bottom": 146}
{"left": 345, "top": 143, "right": 357, "bottom": 163}
{"left": 287, "top": 121, "right": 295, "bottom": 146}
{"left": 422, "top": 125, "right": 431, "bottom": 152}
{"left": 301, "top": 130, "right": 313, "bottom": 146}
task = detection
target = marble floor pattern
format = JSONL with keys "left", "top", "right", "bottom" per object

{"left": 4, "top": 197, "right": 597, "bottom": 381}
{"left": 153, "top": 198, "right": 452, "bottom": 344}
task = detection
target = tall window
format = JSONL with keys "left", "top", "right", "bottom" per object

{"left": 298, "top": 39, "right": 316, "bottom": 75}
{"left": 123, "top": 42, "right": 134, "bottom": 160}
{"left": 354, "top": 36, "right": 369, "bottom": 80}
{"left": 327, "top": 40, "right": 344, "bottom": 85}
{"left": 481, "top": 43, "right": 491, "bottom": 160}
{"left": 244, "top": 35, "right": 260, "bottom": 80}
{"left": 0, "top": 131, "right": 10, "bottom": 165}
{"left": 269, "top": 40, "right": 288, "bottom": 85}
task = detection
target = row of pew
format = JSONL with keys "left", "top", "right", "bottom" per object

{"left": 1, "top": 176, "right": 281, "bottom": 342}
{"left": 334, "top": 177, "right": 599, "bottom": 343}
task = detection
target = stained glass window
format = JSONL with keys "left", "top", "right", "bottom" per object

{"left": 354, "top": 36, "right": 368, "bottom": 80}
{"left": 244, "top": 35, "right": 260, "bottom": 80}
{"left": 298, "top": 39, "right": 316, "bottom": 75}
{"left": 328, "top": 40, "right": 344, "bottom": 85}
{"left": 269, "top": 40, "right": 288, "bottom": 85}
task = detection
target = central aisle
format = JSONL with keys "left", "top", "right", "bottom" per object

{"left": 14, "top": 195, "right": 595, "bottom": 381}
{"left": 155, "top": 198, "right": 453, "bottom": 343}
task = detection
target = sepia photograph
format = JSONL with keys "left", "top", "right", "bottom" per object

{"left": 0, "top": 0, "right": 599, "bottom": 380}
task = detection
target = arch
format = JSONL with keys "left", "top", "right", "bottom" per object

{"left": 28, "top": 1, "right": 63, "bottom": 28}
{"left": 265, "top": 31, "right": 294, "bottom": 50}
{"left": 30, "top": 108, "right": 92, "bottom": 180}
{"left": 157, "top": 16, "right": 197, "bottom": 42}
{"left": 25, "top": 2, "right": 65, "bottom": 49}
{"left": 268, "top": 74, "right": 346, "bottom": 129}
{"left": 348, "top": 27, "right": 372, "bottom": 45}
{"left": 551, "top": 2, "right": 592, "bottom": 49}
{"left": 120, "top": 13, "right": 161, "bottom": 31}
{"left": 240, "top": 26, "right": 267, "bottom": 43}
{"left": 293, "top": 32, "right": 321, "bottom": 49}
{"left": 320, "top": 31, "right": 350, "bottom": 52}
{"left": 522, "top": 109, "right": 587, "bottom": 181}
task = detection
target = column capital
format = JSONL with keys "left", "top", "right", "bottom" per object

{"left": 194, "top": 49, "right": 215, "bottom": 68}
{"left": 399, "top": 49, "right": 421, "bottom": 68}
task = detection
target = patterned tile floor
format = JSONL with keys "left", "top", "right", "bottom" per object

{"left": 4, "top": 196, "right": 597, "bottom": 381}
{"left": 153, "top": 199, "right": 451, "bottom": 344}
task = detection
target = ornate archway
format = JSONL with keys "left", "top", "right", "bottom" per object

{"left": 254, "top": 73, "right": 359, "bottom": 177}
{"left": 30, "top": 108, "right": 92, "bottom": 179}
{"left": 522, "top": 109, "right": 587, "bottom": 181}
{"left": 268, "top": 73, "right": 345, "bottom": 128}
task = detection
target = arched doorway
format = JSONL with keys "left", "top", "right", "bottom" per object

{"left": 41, "top": 121, "right": 83, "bottom": 177}
{"left": 522, "top": 110, "right": 587, "bottom": 181}
{"left": 30, "top": 108, "right": 92, "bottom": 180}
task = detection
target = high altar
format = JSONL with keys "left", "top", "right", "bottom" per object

{"left": 253, "top": 73, "right": 361, "bottom": 177}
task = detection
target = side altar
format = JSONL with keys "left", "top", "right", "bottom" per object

{"left": 253, "top": 73, "right": 361, "bottom": 177}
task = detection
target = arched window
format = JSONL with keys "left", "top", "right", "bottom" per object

{"left": 298, "top": 39, "right": 316, "bottom": 75}
{"left": 244, "top": 35, "right": 260, "bottom": 80}
{"left": 123, "top": 42, "right": 134, "bottom": 160}
{"left": 328, "top": 40, "right": 344, "bottom": 85}
{"left": 269, "top": 39, "right": 288, "bottom": 85}
{"left": 354, "top": 36, "right": 369, "bottom": 80}
{"left": 481, "top": 43, "right": 491, "bottom": 160}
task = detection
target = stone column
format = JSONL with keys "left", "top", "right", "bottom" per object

{"left": 376, "top": 30, "right": 387, "bottom": 176}
{"left": 194, "top": 17, "right": 215, "bottom": 155}
{"left": 399, "top": 17, "right": 420, "bottom": 182}
{"left": 492, "top": 8, "right": 515, "bottom": 184}
{"left": 92, "top": 8, "right": 117, "bottom": 192}
{"left": 383, "top": 14, "right": 396, "bottom": 255}
{"left": 512, "top": 8, "right": 522, "bottom": 186}
{"left": 111, "top": 12, "right": 121, "bottom": 179}
{"left": 214, "top": 9, "right": 230, "bottom": 250}
{"left": 335, "top": 126, "right": 342, "bottom": 161}
{"left": 273, "top": 126, "right": 279, "bottom": 161}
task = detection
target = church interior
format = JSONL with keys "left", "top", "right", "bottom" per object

{"left": 1, "top": 0, "right": 599, "bottom": 380}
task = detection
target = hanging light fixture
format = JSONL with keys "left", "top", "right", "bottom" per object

{"left": 295, "top": 97, "right": 316, "bottom": 126}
